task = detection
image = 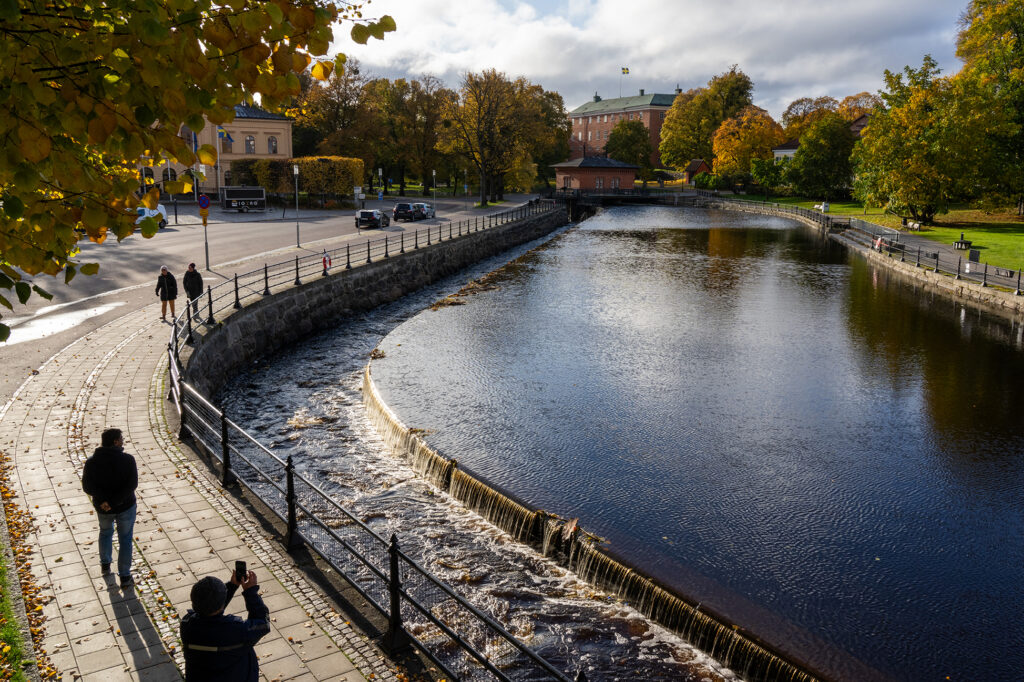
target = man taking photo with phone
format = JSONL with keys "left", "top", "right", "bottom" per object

{"left": 181, "top": 565, "right": 270, "bottom": 681}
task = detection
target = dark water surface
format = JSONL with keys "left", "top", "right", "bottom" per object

{"left": 367, "top": 206, "right": 1024, "bottom": 681}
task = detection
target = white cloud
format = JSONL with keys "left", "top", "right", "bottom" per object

{"left": 336, "top": 0, "right": 966, "bottom": 118}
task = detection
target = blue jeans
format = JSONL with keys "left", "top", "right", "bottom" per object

{"left": 98, "top": 504, "right": 136, "bottom": 577}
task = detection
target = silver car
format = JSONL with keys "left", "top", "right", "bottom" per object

{"left": 412, "top": 202, "right": 435, "bottom": 219}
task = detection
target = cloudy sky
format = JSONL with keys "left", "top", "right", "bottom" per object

{"left": 336, "top": 0, "right": 969, "bottom": 118}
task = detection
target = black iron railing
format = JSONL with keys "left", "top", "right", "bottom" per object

{"left": 166, "top": 200, "right": 583, "bottom": 681}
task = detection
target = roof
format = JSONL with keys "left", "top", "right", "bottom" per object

{"left": 233, "top": 104, "right": 291, "bottom": 121}
{"left": 552, "top": 156, "right": 640, "bottom": 170}
{"left": 570, "top": 93, "right": 677, "bottom": 115}
{"left": 684, "top": 159, "right": 709, "bottom": 173}
{"left": 773, "top": 139, "right": 800, "bottom": 151}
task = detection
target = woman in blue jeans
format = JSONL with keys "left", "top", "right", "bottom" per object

{"left": 82, "top": 428, "right": 138, "bottom": 588}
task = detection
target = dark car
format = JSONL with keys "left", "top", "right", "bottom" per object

{"left": 393, "top": 202, "right": 416, "bottom": 222}
{"left": 355, "top": 209, "right": 390, "bottom": 229}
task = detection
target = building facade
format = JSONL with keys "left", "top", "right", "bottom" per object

{"left": 568, "top": 90, "right": 679, "bottom": 168}
{"left": 141, "top": 104, "right": 293, "bottom": 197}
{"left": 552, "top": 156, "right": 639, "bottom": 191}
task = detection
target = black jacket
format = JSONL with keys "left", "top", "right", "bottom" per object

{"left": 82, "top": 446, "right": 138, "bottom": 514}
{"left": 181, "top": 587, "right": 271, "bottom": 682}
{"left": 156, "top": 273, "right": 178, "bottom": 301}
{"left": 183, "top": 269, "right": 203, "bottom": 300}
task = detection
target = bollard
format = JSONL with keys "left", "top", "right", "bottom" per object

{"left": 263, "top": 264, "right": 270, "bottom": 295}
{"left": 400, "top": 232, "right": 404, "bottom": 254}
{"left": 233, "top": 273, "right": 242, "bottom": 309}
{"left": 366, "top": 239, "right": 371, "bottom": 264}
{"left": 383, "top": 534, "right": 411, "bottom": 653}
{"left": 285, "top": 456, "right": 302, "bottom": 551}
{"left": 346, "top": 243, "right": 351, "bottom": 269}
{"left": 206, "top": 285, "right": 214, "bottom": 325}
{"left": 186, "top": 311, "right": 194, "bottom": 345}
{"left": 220, "top": 412, "right": 233, "bottom": 486}
{"left": 294, "top": 256, "right": 301, "bottom": 285}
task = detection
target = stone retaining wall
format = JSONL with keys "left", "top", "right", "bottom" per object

{"left": 181, "top": 208, "right": 568, "bottom": 394}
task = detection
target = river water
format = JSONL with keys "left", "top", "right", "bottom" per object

{"left": 223, "top": 205, "right": 1024, "bottom": 681}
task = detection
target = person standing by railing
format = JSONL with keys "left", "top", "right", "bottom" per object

{"left": 156, "top": 265, "right": 179, "bottom": 321}
{"left": 183, "top": 263, "right": 204, "bottom": 316}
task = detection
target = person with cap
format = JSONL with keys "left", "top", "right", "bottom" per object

{"left": 81, "top": 427, "right": 138, "bottom": 588}
{"left": 180, "top": 569, "right": 270, "bottom": 681}
{"left": 182, "top": 262, "right": 204, "bottom": 315}
{"left": 155, "top": 265, "right": 178, "bottom": 321}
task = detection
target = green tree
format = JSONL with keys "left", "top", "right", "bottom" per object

{"left": 853, "top": 57, "right": 1014, "bottom": 223}
{"left": 786, "top": 113, "right": 856, "bottom": 200}
{"left": 750, "top": 157, "right": 787, "bottom": 201}
{"left": 606, "top": 120, "right": 653, "bottom": 186}
{"left": 957, "top": 0, "right": 1024, "bottom": 214}
{"left": 531, "top": 90, "right": 571, "bottom": 189}
{"left": 660, "top": 67, "right": 753, "bottom": 169}
{"left": 0, "top": 0, "right": 394, "bottom": 340}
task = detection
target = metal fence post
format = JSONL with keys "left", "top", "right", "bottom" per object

{"left": 346, "top": 243, "right": 351, "bottom": 269}
{"left": 935, "top": 252, "right": 940, "bottom": 274}
{"left": 263, "top": 264, "right": 271, "bottom": 295}
{"left": 415, "top": 229, "right": 419, "bottom": 249}
{"left": 426, "top": 226, "right": 431, "bottom": 246}
{"left": 172, "top": 319, "right": 180, "bottom": 360}
{"left": 384, "top": 236, "right": 389, "bottom": 258}
{"left": 220, "top": 411, "right": 233, "bottom": 486}
{"left": 448, "top": 223, "right": 452, "bottom": 240}
{"left": 285, "top": 456, "right": 302, "bottom": 551}
{"left": 206, "top": 285, "right": 214, "bottom": 325}
{"left": 916, "top": 247, "right": 920, "bottom": 268}
{"left": 982, "top": 262, "right": 988, "bottom": 287}
{"left": 400, "top": 232, "right": 405, "bottom": 253}
{"left": 233, "top": 273, "right": 242, "bottom": 309}
{"left": 366, "top": 240, "right": 372, "bottom": 264}
{"left": 956, "top": 256, "right": 961, "bottom": 280}
{"left": 383, "top": 533, "right": 410, "bottom": 653}
{"left": 1017, "top": 269, "right": 1022, "bottom": 296}
{"left": 294, "top": 256, "right": 301, "bottom": 285}
{"left": 186, "top": 311, "right": 195, "bottom": 345}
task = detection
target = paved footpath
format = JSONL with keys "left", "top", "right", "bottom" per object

{"left": 0, "top": 302, "right": 398, "bottom": 681}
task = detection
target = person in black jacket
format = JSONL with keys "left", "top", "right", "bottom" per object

{"left": 81, "top": 428, "right": 138, "bottom": 588}
{"left": 156, "top": 265, "right": 178, "bottom": 321}
{"left": 182, "top": 263, "right": 204, "bottom": 315}
{"left": 181, "top": 571, "right": 271, "bottom": 682}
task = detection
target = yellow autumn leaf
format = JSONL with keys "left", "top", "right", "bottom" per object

{"left": 19, "top": 124, "right": 52, "bottom": 163}
{"left": 142, "top": 188, "right": 161, "bottom": 210}
{"left": 311, "top": 60, "right": 333, "bottom": 81}
{"left": 196, "top": 144, "right": 218, "bottom": 166}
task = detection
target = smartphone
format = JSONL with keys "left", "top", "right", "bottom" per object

{"left": 235, "top": 560, "right": 247, "bottom": 582}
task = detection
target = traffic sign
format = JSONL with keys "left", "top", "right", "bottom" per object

{"left": 198, "top": 194, "right": 210, "bottom": 209}
{"left": 198, "top": 207, "right": 209, "bottom": 217}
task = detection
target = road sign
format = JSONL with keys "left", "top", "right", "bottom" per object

{"left": 198, "top": 194, "right": 210, "bottom": 209}
{"left": 378, "top": 190, "right": 383, "bottom": 201}
{"left": 198, "top": 207, "right": 209, "bottom": 217}
{"left": 353, "top": 186, "right": 362, "bottom": 196}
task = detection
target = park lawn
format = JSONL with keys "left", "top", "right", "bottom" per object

{"left": 732, "top": 196, "right": 1024, "bottom": 268}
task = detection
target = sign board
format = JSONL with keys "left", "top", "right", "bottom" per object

{"left": 353, "top": 186, "right": 362, "bottom": 195}
{"left": 220, "top": 186, "right": 266, "bottom": 212}
{"left": 197, "top": 194, "right": 210, "bottom": 209}
{"left": 198, "top": 208, "right": 209, "bottom": 217}
{"left": 358, "top": 194, "right": 365, "bottom": 200}
{"left": 378, "top": 190, "right": 383, "bottom": 201}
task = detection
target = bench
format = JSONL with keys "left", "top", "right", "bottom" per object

{"left": 907, "top": 221, "right": 921, "bottom": 231}
{"left": 996, "top": 268, "right": 1015, "bottom": 278}
{"left": 953, "top": 240, "right": 972, "bottom": 250}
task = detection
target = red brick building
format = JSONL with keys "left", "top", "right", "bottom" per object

{"left": 552, "top": 157, "right": 639, "bottom": 191}
{"left": 569, "top": 89, "right": 679, "bottom": 167}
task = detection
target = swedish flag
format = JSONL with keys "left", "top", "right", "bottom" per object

{"left": 217, "top": 126, "right": 234, "bottom": 143}
{"left": 621, "top": 67, "right": 629, "bottom": 75}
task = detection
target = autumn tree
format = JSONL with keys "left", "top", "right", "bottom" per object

{"left": 406, "top": 77, "right": 455, "bottom": 196}
{"left": 781, "top": 96, "right": 838, "bottom": 140}
{"left": 606, "top": 120, "right": 653, "bottom": 186}
{"left": 530, "top": 90, "right": 571, "bottom": 189}
{"left": 710, "top": 106, "right": 784, "bottom": 182}
{"left": 837, "top": 92, "right": 882, "bottom": 121}
{"left": 750, "top": 157, "right": 787, "bottom": 201}
{"left": 785, "top": 113, "right": 856, "bottom": 200}
{"left": 853, "top": 57, "right": 1013, "bottom": 223}
{"left": 957, "top": 0, "right": 1024, "bottom": 214}
{"left": 660, "top": 67, "right": 753, "bottom": 169}
{"left": 291, "top": 58, "right": 373, "bottom": 160}
{"left": 0, "top": 0, "right": 394, "bottom": 340}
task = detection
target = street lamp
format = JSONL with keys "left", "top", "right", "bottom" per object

{"left": 432, "top": 169, "right": 436, "bottom": 208}
{"left": 378, "top": 167, "right": 383, "bottom": 196}
{"left": 464, "top": 169, "right": 468, "bottom": 211}
{"left": 293, "top": 164, "right": 300, "bottom": 247}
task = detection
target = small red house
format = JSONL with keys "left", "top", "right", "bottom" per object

{"left": 683, "top": 159, "right": 711, "bottom": 184}
{"left": 552, "top": 156, "right": 638, "bottom": 191}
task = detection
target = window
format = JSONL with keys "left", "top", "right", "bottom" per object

{"left": 588, "top": 131, "right": 592, "bottom": 141}
{"left": 245, "top": 135, "right": 256, "bottom": 154}
{"left": 578, "top": 131, "right": 582, "bottom": 141}
{"left": 595, "top": 177, "right": 604, "bottom": 189}
{"left": 224, "top": 170, "right": 232, "bottom": 185}
{"left": 140, "top": 167, "right": 154, "bottom": 186}
{"left": 661, "top": 111, "right": 666, "bottom": 120}
{"left": 267, "top": 136, "right": 278, "bottom": 154}
{"left": 611, "top": 178, "right": 620, "bottom": 189}
{"left": 604, "top": 130, "right": 609, "bottom": 139}
{"left": 563, "top": 175, "right": 571, "bottom": 188}
{"left": 628, "top": 113, "right": 633, "bottom": 120}
{"left": 603, "top": 115, "right": 608, "bottom": 122}
{"left": 161, "top": 168, "right": 177, "bottom": 182}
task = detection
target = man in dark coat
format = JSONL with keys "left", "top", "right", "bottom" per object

{"left": 182, "top": 262, "right": 204, "bottom": 315}
{"left": 81, "top": 428, "right": 138, "bottom": 588}
{"left": 156, "top": 265, "right": 178, "bottom": 321}
{"left": 181, "top": 571, "right": 271, "bottom": 682}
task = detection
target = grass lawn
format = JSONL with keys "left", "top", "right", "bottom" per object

{"left": 730, "top": 195, "right": 1024, "bottom": 269}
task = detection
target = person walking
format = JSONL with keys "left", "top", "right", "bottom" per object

{"left": 181, "top": 570, "right": 271, "bottom": 681}
{"left": 81, "top": 428, "right": 138, "bottom": 588}
{"left": 183, "top": 262, "right": 204, "bottom": 315}
{"left": 156, "top": 265, "right": 178, "bottom": 321}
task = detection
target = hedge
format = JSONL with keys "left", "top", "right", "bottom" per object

{"left": 230, "top": 156, "right": 364, "bottom": 195}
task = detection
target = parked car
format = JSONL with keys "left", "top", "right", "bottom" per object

{"left": 392, "top": 202, "right": 416, "bottom": 222}
{"left": 355, "top": 209, "right": 390, "bottom": 229}
{"left": 136, "top": 204, "right": 168, "bottom": 229}
{"left": 412, "top": 202, "right": 435, "bottom": 219}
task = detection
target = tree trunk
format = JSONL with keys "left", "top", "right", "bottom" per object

{"left": 398, "top": 164, "right": 406, "bottom": 196}
{"left": 497, "top": 174, "right": 505, "bottom": 201}
{"left": 1017, "top": 194, "right": 1023, "bottom": 216}
{"left": 478, "top": 170, "right": 488, "bottom": 207}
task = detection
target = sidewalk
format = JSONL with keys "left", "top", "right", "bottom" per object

{"left": 0, "top": 302, "right": 397, "bottom": 680}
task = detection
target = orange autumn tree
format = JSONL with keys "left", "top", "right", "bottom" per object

{"left": 710, "top": 105, "right": 785, "bottom": 182}
{"left": 0, "top": 0, "right": 394, "bottom": 340}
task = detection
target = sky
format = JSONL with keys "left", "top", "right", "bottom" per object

{"left": 336, "top": 0, "right": 969, "bottom": 118}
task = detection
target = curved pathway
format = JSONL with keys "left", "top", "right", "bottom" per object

{"left": 0, "top": 302, "right": 394, "bottom": 681}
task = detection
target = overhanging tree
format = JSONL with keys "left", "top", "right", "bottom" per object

{"left": 0, "top": 0, "right": 394, "bottom": 340}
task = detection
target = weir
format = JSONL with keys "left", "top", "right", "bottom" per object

{"left": 362, "top": 366, "right": 822, "bottom": 682}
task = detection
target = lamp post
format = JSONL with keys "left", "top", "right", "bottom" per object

{"left": 293, "top": 164, "right": 300, "bottom": 247}
{"left": 464, "top": 169, "right": 468, "bottom": 211}
{"left": 432, "top": 169, "right": 436, "bottom": 208}
{"left": 199, "top": 163, "right": 209, "bottom": 269}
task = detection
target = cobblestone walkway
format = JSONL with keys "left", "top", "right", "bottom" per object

{"left": 0, "top": 303, "right": 397, "bottom": 681}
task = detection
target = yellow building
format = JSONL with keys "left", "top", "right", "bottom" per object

{"left": 142, "top": 104, "right": 293, "bottom": 197}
